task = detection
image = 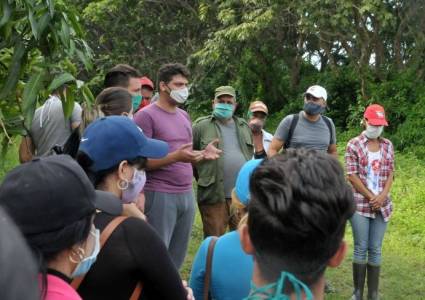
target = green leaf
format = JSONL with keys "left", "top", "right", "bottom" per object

{"left": 69, "top": 39, "right": 76, "bottom": 56}
{"left": 0, "top": 40, "right": 26, "bottom": 99}
{"left": 60, "top": 86, "right": 75, "bottom": 119}
{"left": 67, "top": 9, "right": 83, "bottom": 36}
{"left": 81, "top": 84, "right": 95, "bottom": 105}
{"left": 37, "top": 12, "right": 51, "bottom": 38}
{"left": 76, "top": 49, "right": 92, "bottom": 71}
{"left": 46, "top": 0, "right": 55, "bottom": 17}
{"left": 28, "top": 8, "right": 39, "bottom": 40}
{"left": 0, "top": 1, "right": 12, "bottom": 28}
{"left": 48, "top": 73, "right": 75, "bottom": 92}
{"left": 22, "top": 71, "right": 46, "bottom": 130}
{"left": 62, "top": 58, "right": 78, "bottom": 75}
{"left": 60, "top": 18, "right": 70, "bottom": 47}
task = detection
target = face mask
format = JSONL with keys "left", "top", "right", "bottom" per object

{"left": 132, "top": 95, "right": 142, "bottom": 109}
{"left": 122, "top": 169, "right": 146, "bottom": 204}
{"left": 71, "top": 229, "right": 100, "bottom": 278}
{"left": 213, "top": 103, "right": 234, "bottom": 120}
{"left": 303, "top": 102, "right": 325, "bottom": 115}
{"left": 169, "top": 87, "right": 189, "bottom": 104}
{"left": 249, "top": 118, "right": 265, "bottom": 134}
{"left": 365, "top": 125, "right": 384, "bottom": 139}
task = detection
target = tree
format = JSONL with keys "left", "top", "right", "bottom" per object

{"left": 0, "top": 0, "right": 94, "bottom": 153}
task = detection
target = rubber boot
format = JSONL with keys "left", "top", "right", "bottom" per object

{"left": 351, "top": 262, "right": 367, "bottom": 300}
{"left": 367, "top": 264, "right": 380, "bottom": 300}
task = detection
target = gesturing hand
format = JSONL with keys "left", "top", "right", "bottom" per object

{"left": 202, "top": 139, "right": 222, "bottom": 160}
{"left": 175, "top": 143, "right": 204, "bottom": 163}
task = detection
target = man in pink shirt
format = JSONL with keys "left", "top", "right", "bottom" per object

{"left": 134, "top": 63, "right": 220, "bottom": 269}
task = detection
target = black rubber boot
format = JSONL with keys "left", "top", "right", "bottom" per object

{"left": 351, "top": 262, "right": 367, "bottom": 300}
{"left": 367, "top": 264, "right": 380, "bottom": 300}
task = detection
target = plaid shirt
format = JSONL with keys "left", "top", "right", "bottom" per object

{"left": 345, "top": 133, "right": 395, "bottom": 221}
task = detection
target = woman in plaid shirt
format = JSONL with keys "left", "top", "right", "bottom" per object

{"left": 345, "top": 104, "right": 394, "bottom": 300}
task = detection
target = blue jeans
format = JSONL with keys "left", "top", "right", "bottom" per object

{"left": 350, "top": 212, "right": 388, "bottom": 265}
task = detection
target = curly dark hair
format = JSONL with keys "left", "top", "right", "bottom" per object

{"left": 157, "top": 63, "right": 190, "bottom": 84}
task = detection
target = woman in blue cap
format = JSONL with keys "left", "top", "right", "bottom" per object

{"left": 75, "top": 116, "right": 193, "bottom": 300}
{"left": 190, "top": 159, "right": 263, "bottom": 300}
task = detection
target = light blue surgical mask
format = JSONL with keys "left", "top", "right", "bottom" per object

{"left": 213, "top": 103, "right": 234, "bottom": 120}
{"left": 71, "top": 228, "right": 100, "bottom": 278}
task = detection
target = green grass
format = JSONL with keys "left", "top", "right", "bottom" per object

{"left": 182, "top": 145, "right": 425, "bottom": 299}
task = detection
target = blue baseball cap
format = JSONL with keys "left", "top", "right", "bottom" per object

{"left": 234, "top": 159, "right": 263, "bottom": 206}
{"left": 79, "top": 116, "right": 169, "bottom": 171}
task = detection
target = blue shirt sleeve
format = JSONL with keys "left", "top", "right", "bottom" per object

{"left": 189, "top": 237, "right": 213, "bottom": 300}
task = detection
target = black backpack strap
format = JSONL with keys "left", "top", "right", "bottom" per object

{"left": 284, "top": 114, "right": 299, "bottom": 149}
{"left": 322, "top": 116, "right": 334, "bottom": 145}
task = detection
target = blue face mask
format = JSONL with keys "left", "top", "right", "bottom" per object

{"left": 213, "top": 103, "right": 234, "bottom": 120}
{"left": 132, "top": 95, "right": 142, "bottom": 109}
{"left": 71, "top": 229, "right": 100, "bottom": 278}
{"left": 303, "top": 102, "right": 325, "bottom": 115}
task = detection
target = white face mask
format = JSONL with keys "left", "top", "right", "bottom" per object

{"left": 365, "top": 125, "right": 384, "bottom": 139}
{"left": 170, "top": 87, "right": 189, "bottom": 104}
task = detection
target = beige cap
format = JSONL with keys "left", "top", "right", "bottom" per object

{"left": 249, "top": 101, "right": 268, "bottom": 115}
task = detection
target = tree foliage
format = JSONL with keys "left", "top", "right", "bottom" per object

{"left": 1, "top": 0, "right": 425, "bottom": 156}
{"left": 0, "top": 0, "right": 93, "bottom": 147}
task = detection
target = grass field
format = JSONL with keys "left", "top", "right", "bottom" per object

{"left": 1, "top": 138, "right": 424, "bottom": 299}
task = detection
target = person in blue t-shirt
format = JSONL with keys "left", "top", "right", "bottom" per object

{"left": 189, "top": 159, "right": 262, "bottom": 300}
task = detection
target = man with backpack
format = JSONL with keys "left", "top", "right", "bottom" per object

{"left": 268, "top": 85, "right": 337, "bottom": 157}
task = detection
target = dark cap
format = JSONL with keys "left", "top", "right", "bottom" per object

{"left": 0, "top": 155, "right": 104, "bottom": 236}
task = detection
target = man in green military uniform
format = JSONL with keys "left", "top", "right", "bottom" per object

{"left": 193, "top": 86, "right": 253, "bottom": 237}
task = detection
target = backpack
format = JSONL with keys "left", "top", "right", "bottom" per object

{"left": 284, "top": 114, "right": 334, "bottom": 149}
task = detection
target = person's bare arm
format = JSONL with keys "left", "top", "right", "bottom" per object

{"left": 370, "top": 171, "right": 394, "bottom": 210}
{"left": 19, "top": 136, "right": 35, "bottom": 163}
{"left": 268, "top": 138, "right": 284, "bottom": 157}
{"left": 70, "top": 102, "right": 82, "bottom": 130}
{"left": 71, "top": 121, "right": 80, "bottom": 130}
{"left": 347, "top": 173, "right": 375, "bottom": 201}
{"left": 146, "top": 143, "right": 203, "bottom": 171}
{"left": 328, "top": 143, "right": 338, "bottom": 158}
{"left": 252, "top": 133, "right": 265, "bottom": 153}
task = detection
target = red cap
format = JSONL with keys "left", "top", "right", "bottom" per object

{"left": 364, "top": 104, "right": 388, "bottom": 126}
{"left": 140, "top": 76, "right": 154, "bottom": 89}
